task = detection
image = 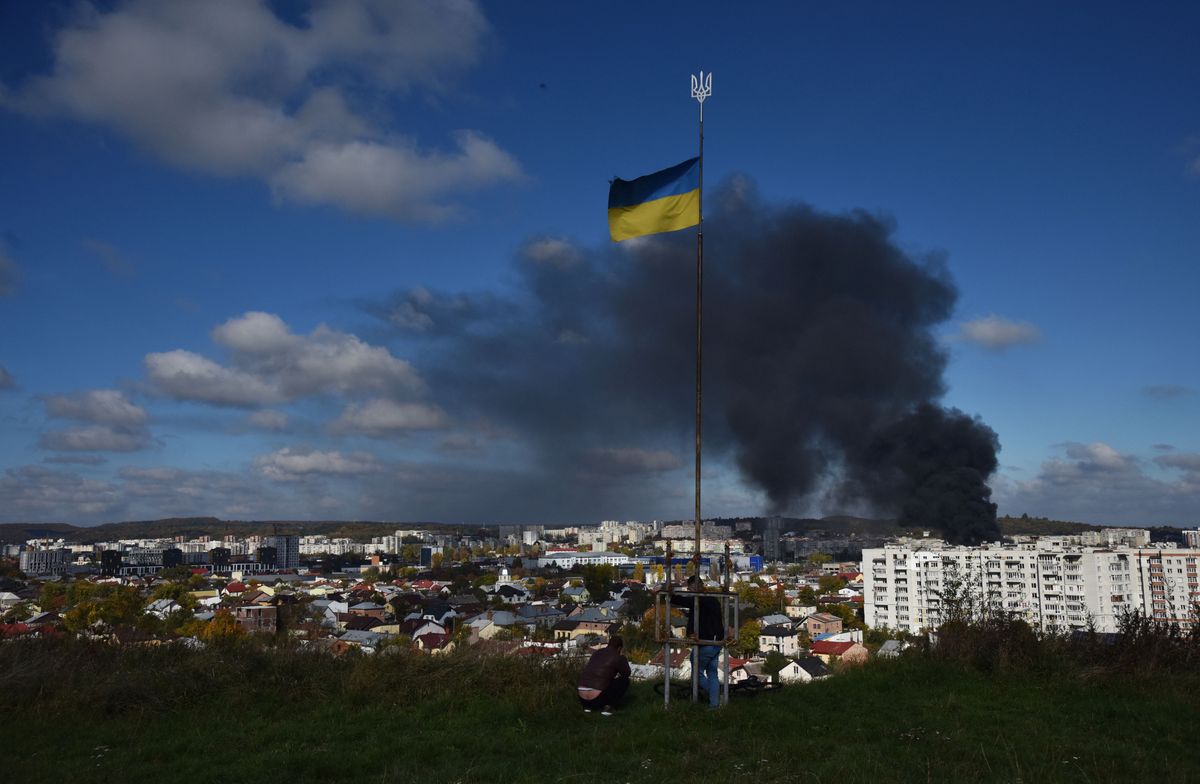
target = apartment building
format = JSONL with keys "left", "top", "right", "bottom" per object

{"left": 863, "top": 539, "right": 1197, "bottom": 634}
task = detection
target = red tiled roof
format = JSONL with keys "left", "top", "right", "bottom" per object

{"left": 811, "top": 640, "right": 856, "bottom": 655}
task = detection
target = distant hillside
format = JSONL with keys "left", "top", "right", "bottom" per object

{"left": 997, "top": 514, "right": 1097, "bottom": 536}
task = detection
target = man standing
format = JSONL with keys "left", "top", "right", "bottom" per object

{"left": 670, "top": 574, "right": 725, "bottom": 709}
{"left": 577, "top": 635, "right": 631, "bottom": 716}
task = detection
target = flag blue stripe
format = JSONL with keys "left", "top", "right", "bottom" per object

{"left": 608, "top": 157, "right": 700, "bottom": 209}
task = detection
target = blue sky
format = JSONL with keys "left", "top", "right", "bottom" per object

{"left": 1, "top": 0, "right": 1198, "bottom": 526}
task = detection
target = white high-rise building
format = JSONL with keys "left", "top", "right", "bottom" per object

{"left": 863, "top": 541, "right": 1197, "bottom": 634}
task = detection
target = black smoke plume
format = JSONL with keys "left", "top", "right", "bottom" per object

{"left": 371, "top": 177, "right": 1000, "bottom": 544}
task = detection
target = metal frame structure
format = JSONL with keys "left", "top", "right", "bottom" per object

{"left": 653, "top": 539, "right": 738, "bottom": 707}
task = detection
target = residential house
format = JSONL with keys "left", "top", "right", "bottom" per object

{"left": 144, "top": 598, "right": 183, "bottom": 619}
{"left": 758, "top": 613, "right": 793, "bottom": 628}
{"left": 561, "top": 585, "right": 590, "bottom": 604}
{"left": 516, "top": 602, "right": 565, "bottom": 629}
{"left": 349, "top": 601, "right": 387, "bottom": 621}
{"left": 804, "top": 612, "right": 844, "bottom": 638}
{"left": 233, "top": 605, "right": 277, "bottom": 634}
{"left": 810, "top": 640, "right": 868, "bottom": 665}
{"left": 552, "top": 618, "right": 618, "bottom": 643}
{"left": 784, "top": 603, "right": 818, "bottom": 620}
{"left": 402, "top": 619, "right": 447, "bottom": 639}
{"left": 339, "top": 629, "right": 386, "bottom": 652}
{"left": 414, "top": 632, "right": 454, "bottom": 655}
{"left": 759, "top": 624, "right": 801, "bottom": 657}
{"left": 777, "top": 656, "right": 831, "bottom": 683}
{"left": 487, "top": 583, "right": 531, "bottom": 605}
{"left": 646, "top": 648, "right": 693, "bottom": 680}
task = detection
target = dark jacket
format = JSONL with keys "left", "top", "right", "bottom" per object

{"left": 671, "top": 592, "right": 724, "bottom": 641}
{"left": 578, "top": 645, "right": 631, "bottom": 690}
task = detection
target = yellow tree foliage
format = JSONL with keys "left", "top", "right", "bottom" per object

{"left": 200, "top": 610, "right": 247, "bottom": 642}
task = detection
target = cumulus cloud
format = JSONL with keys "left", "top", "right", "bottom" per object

{"left": 145, "top": 349, "right": 280, "bottom": 407}
{"left": 1143, "top": 384, "right": 1195, "bottom": 400}
{"left": 957, "top": 315, "right": 1041, "bottom": 351}
{"left": 0, "top": 465, "right": 123, "bottom": 519}
{"left": 271, "top": 132, "right": 521, "bottom": 222}
{"left": 998, "top": 442, "right": 1200, "bottom": 524}
{"left": 2, "top": 0, "right": 520, "bottom": 221}
{"left": 146, "top": 311, "right": 424, "bottom": 407}
{"left": 247, "top": 409, "right": 289, "bottom": 431}
{"left": 0, "top": 249, "right": 19, "bottom": 297}
{"left": 330, "top": 398, "right": 448, "bottom": 437}
{"left": 0, "top": 365, "right": 14, "bottom": 390}
{"left": 42, "top": 389, "right": 148, "bottom": 427}
{"left": 253, "top": 446, "right": 382, "bottom": 481}
{"left": 39, "top": 389, "right": 152, "bottom": 453}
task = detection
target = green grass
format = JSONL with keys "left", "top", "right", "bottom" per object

{"left": 2, "top": 641, "right": 1198, "bottom": 783}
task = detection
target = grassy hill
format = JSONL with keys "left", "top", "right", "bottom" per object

{"left": 2, "top": 638, "right": 1197, "bottom": 783}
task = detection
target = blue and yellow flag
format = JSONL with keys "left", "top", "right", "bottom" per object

{"left": 608, "top": 157, "right": 700, "bottom": 242}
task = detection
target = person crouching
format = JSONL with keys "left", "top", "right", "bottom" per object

{"left": 577, "top": 635, "right": 631, "bottom": 716}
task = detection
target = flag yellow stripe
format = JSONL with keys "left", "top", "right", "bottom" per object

{"left": 607, "top": 188, "right": 700, "bottom": 242}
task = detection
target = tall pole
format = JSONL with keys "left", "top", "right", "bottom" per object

{"left": 691, "top": 71, "right": 711, "bottom": 571}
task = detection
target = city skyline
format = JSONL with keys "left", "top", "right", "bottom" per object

{"left": 2, "top": 1, "right": 1199, "bottom": 526}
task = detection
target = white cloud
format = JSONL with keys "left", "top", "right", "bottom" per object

{"left": 997, "top": 442, "right": 1200, "bottom": 524}
{"left": 146, "top": 311, "right": 424, "bottom": 407}
{"left": 145, "top": 349, "right": 280, "bottom": 407}
{"left": 331, "top": 398, "right": 448, "bottom": 436}
{"left": 248, "top": 409, "right": 289, "bottom": 431}
{"left": 40, "top": 389, "right": 152, "bottom": 453}
{"left": 271, "top": 132, "right": 521, "bottom": 222}
{"left": 3, "top": 0, "right": 520, "bottom": 221}
{"left": 958, "top": 315, "right": 1041, "bottom": 352}
{"left": 254, "top": 446, "right": 382, "bottom": 481}
{"left": 42, "top": 389, "right": 148, "bottom": 427}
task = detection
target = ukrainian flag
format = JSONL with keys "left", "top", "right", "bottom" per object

{"left": 608, "top": 157, "right": 700, "bottom": 242}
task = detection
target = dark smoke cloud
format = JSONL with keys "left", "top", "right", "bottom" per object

{"left": 369, "top": 177, "right": 1000, "bottom": 543}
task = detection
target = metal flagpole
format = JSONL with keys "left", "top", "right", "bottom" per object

{"left": 691, "top": 70, "right": 711, "bottom": 572}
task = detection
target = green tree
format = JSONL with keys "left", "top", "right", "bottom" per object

{"left": 736, "top": 582, "right": 777, "bottom": 616}
{"left": 818, "top": 602, "right": 864, "bottom": 630}
{"left": 737, "top": 620, "right": 762, "bottom": 655}
{"left": 38, "top": 582, "right": 68, "bottom": 613}
{"left": 581, "top": 564, "right": 617, "bottom": 600}
{"left": 809, "top": 552, "right": 833, "bottom": 567}
{"left": 764, "top": 651, "right": 790, "bottom": 681}
{"left": 817, "top": 575, "right": 847, "bottom": 595}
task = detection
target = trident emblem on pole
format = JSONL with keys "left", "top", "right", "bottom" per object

{"left": 691, "top": 71, "right": 712, "bottom": 118}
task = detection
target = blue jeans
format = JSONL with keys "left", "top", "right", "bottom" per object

{"left": 695, "top": 645, "right": 722, "bottom": 707}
